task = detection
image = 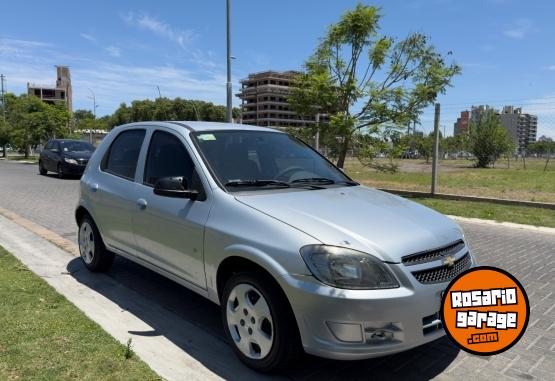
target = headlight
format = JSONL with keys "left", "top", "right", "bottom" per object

{"left": 300, "top": 245, "right": 399, "bottom": 290}
{"left": 64, "top": 158, "right": 78, "bottom": 165}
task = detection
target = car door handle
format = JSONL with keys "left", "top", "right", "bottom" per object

{"left": 136, "top": 198, "right": 148, "bottom": 210}
{"left": 89, "top": 183, "right": 99, "bottom": 192}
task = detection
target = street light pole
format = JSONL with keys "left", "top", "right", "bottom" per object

{"left": 226, "top": 0, "right": 233, "bottom": 123}
{"left": 87, "top": 88, "right": 96, "bottom": 144}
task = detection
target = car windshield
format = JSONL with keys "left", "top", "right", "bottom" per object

{"left": 192, "top": 130, "right": 356, "bottom": 191}
{"left": 60, "top": 141, "right": 95, "bottom": 153}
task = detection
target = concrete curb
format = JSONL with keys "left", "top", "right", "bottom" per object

{"left": 377, "top": 188, "right": 555, "bottom": 210}
{"left": 0, "top": 206, "right": 79, "bottom": 256}
{"left": 448, "top": 215, "right": 555, "bottom": 235}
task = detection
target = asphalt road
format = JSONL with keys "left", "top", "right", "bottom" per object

{"left": 0, "top": 159, "right": 553, "bottom": 380}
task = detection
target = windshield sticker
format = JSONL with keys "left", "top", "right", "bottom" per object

{"left": 198, "top": 134, "right": 216, "bottom": 141}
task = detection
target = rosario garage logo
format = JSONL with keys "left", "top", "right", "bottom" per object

{"left": 440, "top": 266, "right": 529, "bottom": 355}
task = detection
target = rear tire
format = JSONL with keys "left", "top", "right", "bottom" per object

{"left": 78, "top": 215, "right": 114, "bottom": 272}
{"left": 38, "top": 161, "right": 47, "bottom": 175}
{"left": 221, "top": 272, "right": 303, "bottom": 373}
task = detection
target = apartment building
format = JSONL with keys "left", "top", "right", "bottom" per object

{"left": 499, "top": 106, "right": 538, "bottom": 152}
{"left": 27, "top": 66, "right": 72, "bottom": 111}
{"left": 236, "top": 70, "right": 323, "bottom": 128}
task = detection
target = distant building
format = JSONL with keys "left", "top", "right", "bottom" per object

{"left": 453, "top": 106, "right": 497, "bottom": 136}
{"left": 236, "top": 70, "right": 324, "bottom": 128}
{"left": 499, "top": 106, "right": 537, "bottom": 152}
{"left": 453, "top": 110, "right": 470, "bottom": 136}
{"left": 27, "top": 66, "right": 72, "bottom": 111}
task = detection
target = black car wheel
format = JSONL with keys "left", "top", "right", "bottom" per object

{"left": 38, "top": 161, "right": 47, "bottom": 175}
{"left": 57, "top": 163, "right": 64, "bottom": 179}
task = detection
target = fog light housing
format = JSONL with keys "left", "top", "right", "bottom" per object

{"left": 326, "top": 321, "right": 364, "bottom": 343}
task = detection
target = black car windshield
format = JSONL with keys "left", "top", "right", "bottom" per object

{"left": 60, "top": 141, "right": 95, "bottom": 152}
{"left": 192, "top": 130, "right": 356, "bottom": 191}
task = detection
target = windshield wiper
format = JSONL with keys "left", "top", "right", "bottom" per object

{"left": 225, "top": 179, "right": 291, "bottom": 188}
{"left": 290, "top": 177, "right": 336, "bottom": 185}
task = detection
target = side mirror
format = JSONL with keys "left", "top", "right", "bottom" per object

{"left": 153, "top": 176, "right": 198, "bottom": 200}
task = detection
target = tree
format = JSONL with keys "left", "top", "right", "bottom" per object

{"left": 7, "top": 95, "right": 70, "bottom": 158}
{"left": 468, "top": 110, "right": 514, "bottom": 168}
{"left": 288, "top": 4, "right": 461, "bottom": 168}
{"left": 106, "top": 98, "right": 240, "bottom": 129}
{"left": 0, "top": 118, "right": 11, "bottom": 157}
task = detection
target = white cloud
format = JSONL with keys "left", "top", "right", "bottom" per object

{"left": 546, "top": 65, "right": 555, "bottom": 71}
{"left": 80, "top": 33, "right": 96, "bottom": 43}
{"left": 503, "top": 19, "right": 535, "bottom": 40}
{"left": 105, "top": 46, "right": 121, "bottom": 57}
{"left": 0, "top": 38, "right": 228, "bottom": 115}
{"left": 122, "top": 12, "right": 195, "bottom": 48}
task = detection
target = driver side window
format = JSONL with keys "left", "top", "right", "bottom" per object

{"left": 144, "top": 131, "right": 195, "bottom": 187}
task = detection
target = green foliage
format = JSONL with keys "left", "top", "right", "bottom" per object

{"left": 288, "top": 3, "right": 461, "bottom": 168}
{"left": 0, "top": 118, "right": 11, "bottom": 156}
{"left": 105, "top": 98, "right": 240, "bottom": 129}
{"left": 5, "top": 94, "right": 70, "bottom": 157}
{"left": 528, "top": 137, "right": 555, "bottom": 155}
{"left": 468, "top": 110, "right": 515, "bottom": 168}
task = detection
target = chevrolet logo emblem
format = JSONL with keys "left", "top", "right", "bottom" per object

{"left": 443, "top": 255, "right": 456, "bottom": 267}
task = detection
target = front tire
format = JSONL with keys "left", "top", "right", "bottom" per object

{"left": 38, "top": 161, "right": 47, "bottom": 175}
{"left": 78, "top": 215, "right": 114, "bottom": 272}
{"left": 221, "top": 272, "right": 303, "bottom": 373}
{"left": 57, "top": 163, "right": 64, "bottom": 179}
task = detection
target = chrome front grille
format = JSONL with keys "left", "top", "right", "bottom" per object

{"left": 78, "top": 159, "right": 89, "bottom": 166}
{"left": 401, "top": 240, "right": 465, "bottom": 266}
{"left": 411, "top": 252, "right": 471, "bottom": 284}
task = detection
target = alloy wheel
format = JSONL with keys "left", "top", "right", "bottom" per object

{"left": 79, "top": 221, "right": 95, "bottom": 264}
{"left": 226, "top": 283, "right": 274, "bottom": 359}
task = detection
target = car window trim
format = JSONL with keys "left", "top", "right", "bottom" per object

{"left": 100, "top": 128, "right": 146, "bottom": 182}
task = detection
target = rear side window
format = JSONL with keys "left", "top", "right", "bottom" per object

{"left": 143, "top": 131, "right": 194, "bottom": 187}
{"left": 102, "top": 129, "right": 146, "bottom": 180}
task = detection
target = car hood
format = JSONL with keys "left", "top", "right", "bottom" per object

{"left": 234, "top": 186, "right": 464, "bottom": 263}
{"left": 64, "top": 151, "right": 93, "bottom": 160}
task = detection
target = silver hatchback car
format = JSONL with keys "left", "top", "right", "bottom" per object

{"left": 76, "top": 121, "right": 473, "bottom": 372}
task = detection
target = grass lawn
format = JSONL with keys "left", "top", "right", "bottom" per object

{"left": 0, "top": 246, "right": 160, "bottom": 381}
{"left": 411, "top": 197, "right": 555, "bottom": 228}
{"left": 345, "top": 157, "right": 555, "bottom": 203}
{"left": 0, "top": 155, "right": 39, "bottom": 164}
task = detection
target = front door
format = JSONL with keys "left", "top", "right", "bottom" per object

{"left": 132, "top": 129, "right": 211, "bottom": 289}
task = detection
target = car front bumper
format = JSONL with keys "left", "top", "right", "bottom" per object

{"left": 61, "top": 162, "right": 87, "bottom": 175}
{"left": 280, "top": 261, "right": 466, "bottom": 360}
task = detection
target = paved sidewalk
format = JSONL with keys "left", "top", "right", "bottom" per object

{"left": 0, "top": 160, "right": 554, "bottom": 380}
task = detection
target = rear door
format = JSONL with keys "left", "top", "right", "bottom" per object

{"left": 132, "top": 128, "right": 212, "bottom": 288}
{"left": 93, "top": 129, "right": 146, "bottom": 255}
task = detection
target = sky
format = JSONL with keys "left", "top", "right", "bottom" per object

{"left": 1, "top": 0, "right": 555, "bottom": 138}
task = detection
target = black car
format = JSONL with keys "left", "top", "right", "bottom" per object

{"left": 39, "top": 139, "right": 95, "bottom": 178}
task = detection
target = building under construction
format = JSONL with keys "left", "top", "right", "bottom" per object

{"left": 27, "top": 66, "right": 72, "bottom": 111}
{"left": 236, "top": 70, "right": 323, "bottom": 128}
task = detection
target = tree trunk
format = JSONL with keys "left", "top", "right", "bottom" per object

{"left": 545, "top": 149, "right": 551, "bottom": 172}
{"left": 336, "top": 136, "right": 350, "bottom": 169}
{"left": 24, "top": 145, "right": 30, "bottom": 159}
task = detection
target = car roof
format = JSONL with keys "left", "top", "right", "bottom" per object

{"left": 122, "top": 121, "right": 281, "bottom": 133}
